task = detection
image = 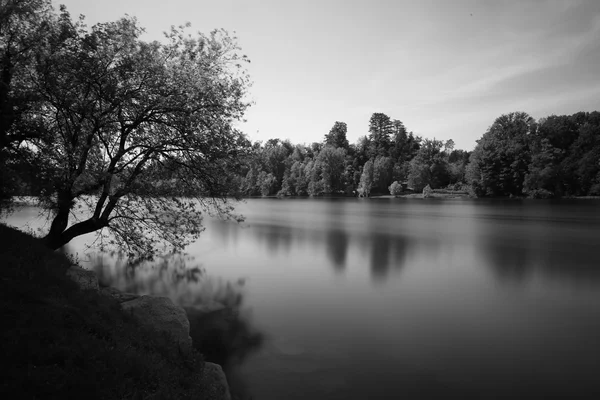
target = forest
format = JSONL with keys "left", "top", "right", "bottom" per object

{"left": 233, "top": 110, "right": 600, "bottom": 199}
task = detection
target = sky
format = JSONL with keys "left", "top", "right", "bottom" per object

{"left": 55, "top": 0, "right": 600, "bottom": 150}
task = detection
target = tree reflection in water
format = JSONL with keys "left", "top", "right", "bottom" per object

{"left": 325, "top": 228, "right": 349, "bottom": 272}
{"left": 87, "top": 252, "right": 263, "bottom": 400}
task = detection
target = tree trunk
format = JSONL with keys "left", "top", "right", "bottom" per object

{"left": 44, "top": 192, "right": 72, "bottom": 250}
{"left": 45, "top": 217, "right": 106, "bottom": 250}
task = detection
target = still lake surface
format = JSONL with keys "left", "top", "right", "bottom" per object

{"left": 6, "top": 198, "right": 600, "bottom": 399}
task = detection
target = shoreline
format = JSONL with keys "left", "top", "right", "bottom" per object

{"left": 11, "top": 194, "right": 600, "bottom": 206}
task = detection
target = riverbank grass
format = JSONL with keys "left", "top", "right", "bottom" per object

{"left": 0, "top": 223, "right": 207, "bottom": 399}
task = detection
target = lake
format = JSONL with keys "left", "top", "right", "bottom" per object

{"left": 5, "top": 198, "right": 600, "bottom": 399}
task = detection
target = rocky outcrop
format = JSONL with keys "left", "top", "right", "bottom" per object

{"left": 66, "top": 265, "right": 99, "bottom": 291}
{"left": 201, "top": 362, "right": 231, "bottom": 400}
{"left": 66, "top": 269, "right": 232, "bottom": 398}
{"left": 121, "top": 295, "right": 193, "bottom": 352}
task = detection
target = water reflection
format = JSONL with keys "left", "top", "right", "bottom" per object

{"left": 84, "top": 251, "right": 263, "bottom": 400}
{"left": 211, "top": 219, "right": 240, "bottom": 247}
{"left": 538, "top": 245, "right": 600, "bottom": 286}
{"left": 254, "top": 223, "right": 295, "bottom": 254}
{"left": 369, "top": 232, "right": 391, "bottom": 280}
{"left": 473, "top": 204, "right": 600, "bottom": 287}
{"left": 6, "top": 199, "right": 600, "bottom": 400}
{"left": 87, "top": 252, "right": 204, "bottom": 294}
{"left": 481, "top": 239, "right": 532, "bottom": 284}
{"left": 325, "top": 229, "right": 348, "bottom": 272}
{"left": 482, "top": 239, "right": 600, "bottom": 287}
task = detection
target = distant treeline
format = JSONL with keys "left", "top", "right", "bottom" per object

{"left": 235, "top": 111, "right": 600, "bottom": 198}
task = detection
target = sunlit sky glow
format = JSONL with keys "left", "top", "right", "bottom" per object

{"left": 56, "top": 0, "right": 600, "bottom": 150}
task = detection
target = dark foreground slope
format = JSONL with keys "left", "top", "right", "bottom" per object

{"left": 0, "top": 223, "right": 207, "bottom": 399}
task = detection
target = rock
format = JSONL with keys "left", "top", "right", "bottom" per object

{"left": 201, "top": 362, "right": 231, "bottom": 400}
{"left": 66, "top": 265, "right": 99, "bottom": 291}
{"left": 100, "top": 286, "right": 140, "bottom": 303}
{"left": 121, "top": 295, "right": 193, "bottom": 352}
{"left": 423, "top": 184, "right": 433, "bottom": 198}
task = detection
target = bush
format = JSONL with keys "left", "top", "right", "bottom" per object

{"left": 388, "top": 181, "right": 403, "bottom": 196}
{"left": 589, "top": 183, "right": 600, "bottom": 196}
{"left": 423, "top": 184, "right": 433, "bottom": 198}
{"left": 528, "top": 188, "right": 555, "bottom": 199}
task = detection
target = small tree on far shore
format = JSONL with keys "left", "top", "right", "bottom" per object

{"left": 388, "top": 181, "right": 403, "bottom": 196}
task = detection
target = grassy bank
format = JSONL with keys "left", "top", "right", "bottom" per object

{"left": 0, "top": 223, "right": 207, "bottom": 399}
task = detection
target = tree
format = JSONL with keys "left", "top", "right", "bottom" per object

{"left": 390, "top": 119, "right": 408, "bottom": 161}
{"left": 467, "top": 112, "right": 535, "bottom": 196}
{"left": 407, "top": 138, "right": 449, "bottom": 191}
{"left": 372, "top": 155, "right": 393, "bottom": 193}
{"left": 388, "top": 181, "right": 403, "bottom": 196}
{"left": 263, "top": 139, "right": 292, "bottom": 191}
{"left": 358, "top": 159, "right": 374, "bottom": 197}
{"left": 525, "top": 112, "right": 600, "bottom": 196}
{"left": 306, "top": 159, "right": 325, "bottom": 196}
{"left": 21, "top": 11, "right": 252, "bottom": 256}
{"left": 368, "top": 112, "right": 392, "bottom": 158}
{"left": 444, "top": 139, "right": 455, "bottom": 154}
{"left": 317, "top": 145, "right": 346, "bottom": 193}
{"left": 353, "top": 135, "right": 370, "bottom": 167}
{"left": 561, "top": 119, "right": 600, "bottom": 195}
{"left": 523, "top": 137, "right": 563, "bottom": 197}
{"left": 448, "top": 149, "right": 470, "bottom": 185}
{"left": 258, "top": 171, "right": 276, "bottom": 196}
{"left": 324, "top": 121, "right": 349, "bottom": 149}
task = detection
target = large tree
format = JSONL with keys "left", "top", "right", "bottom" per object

{"left": 467, "top": 112, "right": 535, "bottom": 196}
{"left": 19, "top": 10, "right": 252, "bottom": 256}
{"left": 367, "top": 112, "right": 392, "bottom": 158}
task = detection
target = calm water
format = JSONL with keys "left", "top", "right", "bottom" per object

{"left": 6, "top": 198, "right": 600, "bottom": 399}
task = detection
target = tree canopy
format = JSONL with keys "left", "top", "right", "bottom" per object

{"left": 2, "top": 1, "right": 252, "bottom": 256}
{"left": 236, "top": 110, "right": 599, "bottom": 200}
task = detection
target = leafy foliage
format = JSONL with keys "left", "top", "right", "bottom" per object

{"left": 388, "top": 181, "right": 403, "bottom": 196}
{"left": 324, "top": 121, "right": 349, "bottom": 149}
{"left": 0, "top": 0, "right": 56, "bottom": 211}
{"left": 467, "top": 112, "right": 535, "bottom": 197}
{"left": 236, "top": 109, "right": 599, "bottom": 200}
{"left": 408, "top": 138, "right": 450, "bottom": 191}
{"left": 368, "top": 112, "right": 393, "bottom": 158}
{"left": 3, "top": 3, "right": 252, "bottom": 255}
{"left": 468, "top": 111, "right": 600, "bottom": 197}
{"left": 358, "top": 159, "right": 374, "bottom": 197}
